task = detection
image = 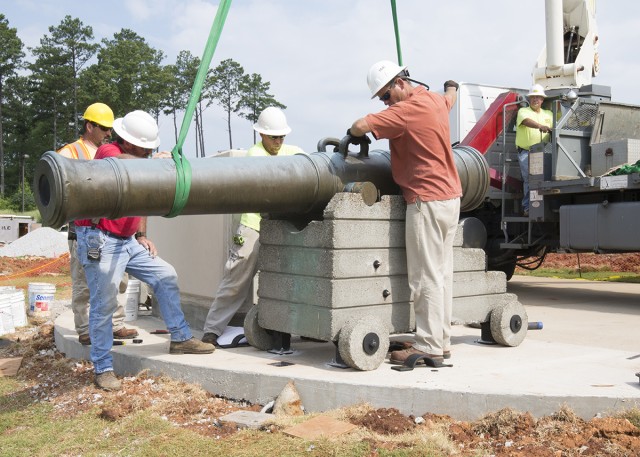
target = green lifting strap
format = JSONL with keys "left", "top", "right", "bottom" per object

{"left": 390, "top": 0, "right": 403, "bottom": 66}
{"left": 165, "top": 0, "right": 233, "bottom": 218}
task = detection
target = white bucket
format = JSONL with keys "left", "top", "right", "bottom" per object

{"left": 124, "top": 279, "right": 141, "bottom": 322}
{"left": 27, "top": 282, "right": 56, "bottom": 317}
{"left": 0, "top": 298, "right": 15, "bottom": 336}
{"left": 0, "top": 289, "right": 26, "bottom": 327}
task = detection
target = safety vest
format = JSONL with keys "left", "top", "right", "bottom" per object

{"left": 57, "top": 138, "right": 93, "bottom": 160}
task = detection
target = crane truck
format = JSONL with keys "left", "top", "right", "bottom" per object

{"left": 455, "top": 0, "right": 640, "bottom": 279}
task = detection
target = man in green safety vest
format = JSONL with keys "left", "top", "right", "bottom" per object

{"left": 202, "top": 107, "right": 305, "bottom": 346}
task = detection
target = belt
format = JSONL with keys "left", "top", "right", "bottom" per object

{"left": 101, "top": 230, "right": 130, "bottom": 240}
{"left": 517, "top": 147, "right": 529, "bottom": 153}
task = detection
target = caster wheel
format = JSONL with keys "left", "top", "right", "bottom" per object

{"left": 338, "top": 316, "right": 389, "bottom": 371}
{"left": 243, "top": 306, "right": 272, "bottom": 351}
{"left": 490, "top": 301, "right": 528, "bottom": 347}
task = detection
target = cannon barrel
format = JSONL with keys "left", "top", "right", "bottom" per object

{"left": 34, "top": 146, "right": 489, "bottom": 228}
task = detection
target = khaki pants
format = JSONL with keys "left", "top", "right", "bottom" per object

{"left": 405, "top": 197, "right": 460, "bottom": 355}
{"left": 69, "top": 239, "right": 127, "bottom": 336}
{"left": 203, "top": 224, "right": 260, "bottom": 336}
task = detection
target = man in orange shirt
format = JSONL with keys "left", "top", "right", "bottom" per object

{"left": 58, "top": 103, "right": 138, "bottom": 345}
{"left": 348, "top": 61, "right": 461, "bottom": 365}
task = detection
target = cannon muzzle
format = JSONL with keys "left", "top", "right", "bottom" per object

{"left": 34, "top": 144, "right": 488, "bottom": 228}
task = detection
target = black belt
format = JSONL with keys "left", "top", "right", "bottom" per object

{"left": 517, "top": 147, "right": 529, "bottom": 153}
{"left": 101, "top": 230, "right": 130, "bottom": 240}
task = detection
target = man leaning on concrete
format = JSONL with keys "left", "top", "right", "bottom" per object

{"left": 74, "top": 110, "right": 214, "bottom": 391}
{"left": 57, "top": 103, "right": 138, "bottom": 345}
{"left": 348, "top": 61, "right": 461, "bottom": 365}
{"left": 202, "top": 107, "right": 305, "bottom": 346}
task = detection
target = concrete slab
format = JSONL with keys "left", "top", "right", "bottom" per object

{"left": 53, "top": 275, "right": 640, "bottom": 421}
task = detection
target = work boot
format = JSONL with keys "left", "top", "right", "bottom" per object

{"left": 169, "top": 337, "right": 215, "bottom": 354}
{"left": 94, "top": 371, "right": 122, "bottom": 391}
{"left": 202, "top": 333, "right": 219, "bottom": 346}
{"left": 78, "top": 334, "right": 91, "bottom": 345}
{"left": 389, "top": 346, "right": 444, "bottom": 365}
{"left": 113, "top": 327, "right": 139, "bottom": 339}
{"left": 394, "top": 341, "right": 451, "bottom": 359}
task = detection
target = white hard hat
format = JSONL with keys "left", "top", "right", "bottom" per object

{"left": 528, "top": 84, "right": 547, "bottom": 98}
{"left": 253, "top": 107, "right": 291, "bottom": 136}
{"left": 367, "top": 60, "right": 408, "bottom": 99}
{"left": 112, "top": 110, "right": 161, "bottom": 149}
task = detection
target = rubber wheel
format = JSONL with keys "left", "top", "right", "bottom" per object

{"left": 338, "top": 317, "right": 389, "bottom": 371}
{"left": 490, "top": 301, "right": 528, "bottom": 347}
{"left": 243, "top": 306, "right": 272, "bottom": 351}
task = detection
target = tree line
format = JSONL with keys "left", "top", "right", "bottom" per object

{"left": 0, "top": 14, "right": 285, "bottom": 209}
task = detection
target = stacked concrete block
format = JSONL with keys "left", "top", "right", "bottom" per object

{"left": 256, "top": 192, "right": 521, "bottom": 342}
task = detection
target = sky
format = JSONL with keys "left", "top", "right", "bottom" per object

{"left": 3, "top": 0, "right": 640, "bottom": 157}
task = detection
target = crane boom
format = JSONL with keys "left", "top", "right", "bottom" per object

{"left": 532, "top": 0, "right": 598, "bottom": 90}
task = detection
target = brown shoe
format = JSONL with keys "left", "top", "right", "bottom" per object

{"left": 389, "top": 346, "right": 444, "bottom": 365}
{"left": 394, "top": 341, "right": 451, "bottom": 359}
{"left": 113, "top": 327, "right": 139, "bottom": 339}
{"left": 202, "top": 333, "right": 219, "bottom": 345}
{"left": 79, "top": 334, "right": 91, "bottom": 345}
{"left": 169, "top": 337, "right": 215, "bottom": 354}
{"left": 94, "top": 371, "right": 122, "bottom": 391}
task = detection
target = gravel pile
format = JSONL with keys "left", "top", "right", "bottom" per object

{"left": 0, "top": 227, "right": 68, "bottom": 258}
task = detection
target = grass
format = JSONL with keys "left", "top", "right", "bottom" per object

{"left": 516, "top": 268, "right": 640, "bottom": 282}
{"left": 0, "top": 396, "right": 453, "bottom": 457}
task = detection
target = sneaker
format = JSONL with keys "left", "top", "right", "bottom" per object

{"left": 79, "top": 334, "right": 91, "bottom": 345}
{"left": 202, "top": 333, "right": 219, "bottom": 345}
{"left": 169, "top": 337, "right": 215, "bottom": 354}
{"left": 95, "top": 371, "right": 122, "bottom": 391}
{"left": 113, "top": 327, "right": 139, "bottom": 339}
{"left": 389, "top": 346, "right": 444, "bottom": 365}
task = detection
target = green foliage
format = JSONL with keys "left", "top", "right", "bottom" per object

{"left": 0, "top": 17, "right": 286, "bottom": 199}
{"left": 237, "top": 73, "right": 286, "bottom": 144}
{"left": 6, "top": 181, "right": 36, "bottom": 212}
{"left": 0, "top": 14, "right": 25, "bottom": 199}
{"left": 82, "top": 28, "right": 165, "bottom": 117}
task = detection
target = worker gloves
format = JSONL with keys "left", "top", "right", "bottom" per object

{"left": 444, "top": 80, "right": 459, "bottom": 91}
{"left": 346, "top": 129, "right": 371, "bottom": 146}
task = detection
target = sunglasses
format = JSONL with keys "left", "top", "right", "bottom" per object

{"left": 269, "top": 135, "right": 285, "bottom": 140}
{"left": 379, "top": 79, "right": 398, "bottom": 101}
{"left": 90, "top": 121, "right": 112, "bottom": 132}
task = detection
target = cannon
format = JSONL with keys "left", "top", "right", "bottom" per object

{"left": 34, "top": 140, "right": 530, "bottom": 371}
{"left": 34, "top": 142, "right": 489, "bottom": 228}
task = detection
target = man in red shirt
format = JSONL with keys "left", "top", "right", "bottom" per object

{"left": 348, "top": 60, "right": 461, "bottom": 365}
{"left": 75, "top": 110, "right": 214, "bottom": 391}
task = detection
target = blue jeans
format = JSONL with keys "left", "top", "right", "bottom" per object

{"left": 76, "top": 226, "right": 193, "bottom": 374}
{"left": 517, "top": 148, "right": 530, "bottom": 211}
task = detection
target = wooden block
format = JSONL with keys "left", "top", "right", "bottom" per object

{"left": 283, "top": 415, "right": 357, "bottom": 439}
{"left": 0, "top": 357, "right": 23, "bottom": 377}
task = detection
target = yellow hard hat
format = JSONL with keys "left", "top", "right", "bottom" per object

{"left": 83, "top": 102, "right": 114, "bottom": 128}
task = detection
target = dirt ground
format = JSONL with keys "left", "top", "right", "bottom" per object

{"left": 1, "top": 255, "right": 640, "bottom": 456}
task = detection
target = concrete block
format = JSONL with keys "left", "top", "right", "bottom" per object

{"left": 258, "top": 245, "right": 407, "bottom": 278}
{"left": 323, "top": 193, "right": 406, "bottom": 220}
{"left": 260, "top": 218, "right": 406, "bottom": 249}
{"left": 219, "top": 410, "right": 274, "bottom": 429}
{"left": 257, "top": 298, "right": 414, "bottom": 340}
{"left": 451, "top": 292, "right": 518, "bottom": 323}
{"left": 258, "top": 246, "right": 486, "bottom": 278}
{"left": 258, "top": 271, "right": 505, "bottom": 308}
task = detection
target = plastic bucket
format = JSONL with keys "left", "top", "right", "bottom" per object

{"left": 28, "top": 282, "right": 56, "bottom": 317}
{"left": 0, "top": 298, "right": 15, "bottom": 336}
{"left": 124, "top": 279, "right": 141, "bottom": 322}
{"left": 0, "top": 289, "right": 26, "bottom": 328}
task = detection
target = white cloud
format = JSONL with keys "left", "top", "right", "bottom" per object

{"left": 3, "top": 0, "right": 640, "bottom": 155}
